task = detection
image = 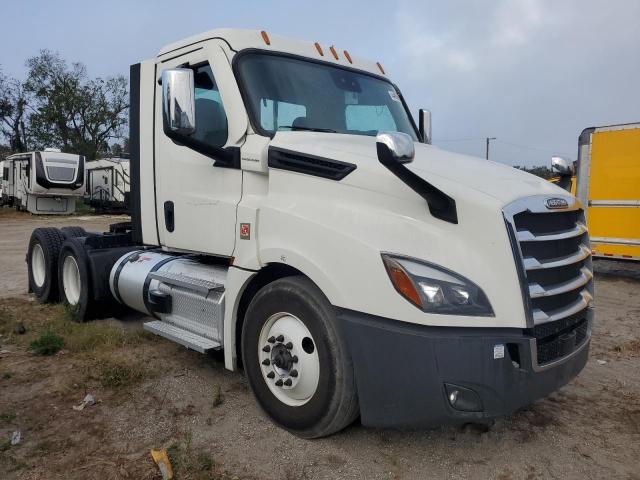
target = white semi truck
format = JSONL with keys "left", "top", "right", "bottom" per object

{"left": 25, "top": 29, "right": 593, "bottom": 438}
{"left": 85, "top": 156, "right": 131, "bottom": 213}
{"left": 2, "top": 149, "right": 85, "bottom": 214}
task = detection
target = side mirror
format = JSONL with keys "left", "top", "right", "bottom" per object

{"left": 162, "top": 68, "right": 196, "bottom": 136}
{"left": 418, "top": 109, "right": 432, "bottom": 144}
{"left": 551, "top": 155, "right": 575, "bottom": 176}
{"left": 376, "top": 132, "right": 415, "bottom": 165}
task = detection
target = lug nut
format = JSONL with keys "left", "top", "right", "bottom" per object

{"left": 290, "top": 369, "right": 298, "bottom": 377}
{"left": 268, "top": 336, "right": 276, "bottom": 344}
{"left": 292, "top": 355, "right": 298, "bottom": 363}
{"left": 284, "top": 379, "right": 292, "bottom": 386}
{"left": 262, "top": 345, "right": 271, "bottom": 353}
{"left": 262, "top": 359, "right": 270, "bottom": 366}
{"left": 285, "top": 342, "right": 293, "bottom": 350}
{"left": 276, "top": 335, "right": 284, "bottom": 342}
{"left": 275, "top": 379, "right": 283, "bottom": 387}
{"left": 267, "top": 371, "right": 275, "bottom": 379}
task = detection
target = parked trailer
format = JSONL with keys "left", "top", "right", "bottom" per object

{"left": 1, "top": 158, "right": 15, "bottom": 206}
{"left": 85, "top": 157, "right": 130, "bottom": 214}
{"left": 552, "top": 123, "right": 640, "bottom": 261}
{"left": 3, "top": 149, "right": 85, "bottom": 214}
{"left": 25, "top": 29, "right": 593, "bottom": 438}
{"left": 0, "top": 160, "right": 6, "bottom": 205}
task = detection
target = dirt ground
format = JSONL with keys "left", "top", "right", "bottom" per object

{"left": 1, "top": 209, "right": 639, "bottom": 480}
{"left": 0, "top": 209, "right": 130, "bottom": 299}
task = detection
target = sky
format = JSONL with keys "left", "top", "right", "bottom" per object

{"left": 2, "top": 0, "right": 639, "bottom": 167}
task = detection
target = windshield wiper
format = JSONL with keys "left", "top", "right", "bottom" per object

{"left": 278, "top": 125, "right": 338, "bottom": 133}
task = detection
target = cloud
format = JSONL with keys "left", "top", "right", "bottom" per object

{"left": 392, "top": 0, "right": 640, "bottom": 166}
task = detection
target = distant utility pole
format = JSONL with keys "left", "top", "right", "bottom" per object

{"left": 485, "top": 137, "right": 497, "bottom": 160}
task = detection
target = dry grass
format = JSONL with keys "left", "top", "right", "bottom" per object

{"left": 0, "top": 297, "right": 157, "bottom": 392}
{"left": 167, "top": 432, "right": 241, "bottom": 480}
{"left": 0, "top": 207, "right": 30, "bottom": 219}
{"left": 84, "top": 355, "right": 151, "bottom": 389}
{"left": 0, "top": 297, "right": 154, "bottom": 354}
{"left": 612, "top": 339, "right": 640, "bottom": 358}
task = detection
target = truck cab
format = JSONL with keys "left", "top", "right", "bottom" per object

{"left": 27, "top": 29, "right": 593, "bottom": 438}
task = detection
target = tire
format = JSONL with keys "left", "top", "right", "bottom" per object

{"left": 242, "top": 277, "right": 359, "bottom": 438}
{"left": 27, "top": 228, "right": 65, "bottom": 303}
{"left": 57, "top": 237, "right": 100, "bottom": 322}
{"left": 60, "top": 226, "right": 87, "bottom": 238}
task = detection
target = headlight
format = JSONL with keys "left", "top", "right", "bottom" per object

{"left": 381, "top": 254, "right": 494, "bottom": 316}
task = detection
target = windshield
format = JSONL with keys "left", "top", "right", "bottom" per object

{"left": 236, "top": 52, "right": 419, "bottom": 140}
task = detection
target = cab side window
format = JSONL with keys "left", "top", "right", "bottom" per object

{"left": 192, "top": 64, "right": 228, "bottom": 148}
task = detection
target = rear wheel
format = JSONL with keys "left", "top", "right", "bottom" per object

{"left": 57, "top": 238, "right": 97, "bottom": 322}
{"left": 27, "top": 228, "right": 65, "bottom": 302}
{"left": 242, "top": 277, "right": 359, "bottom": 438}
{"left": 60, "top": 226, "right": 87, "bottom": 238}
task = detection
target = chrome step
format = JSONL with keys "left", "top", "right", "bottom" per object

{"left": 149, "top": 271, "right": 224, "bottom": 295}
{"left": 143, "top": 320, "right": 222, "bottom": 353}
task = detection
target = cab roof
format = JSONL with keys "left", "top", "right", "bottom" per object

{"left": 157, "top": 28, "right": 387, "bottom": 79}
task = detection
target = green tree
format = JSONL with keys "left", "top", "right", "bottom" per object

{"left": 0, "top": 69, "right": 30, "bottom": 152}
{"left": 515, "top": 165, "right": 553, "bottom": 179}
{"left": 24, "top": 50, "right": 128, "bottom": 160}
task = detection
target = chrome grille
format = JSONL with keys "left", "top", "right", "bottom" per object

{"left": 505, "top": 196, "right": 593, "bottom": 367}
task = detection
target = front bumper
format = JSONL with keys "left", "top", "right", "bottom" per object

{"left": 337, "top": 308, "right": 592, "bottom": 428}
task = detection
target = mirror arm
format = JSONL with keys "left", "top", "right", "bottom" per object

{"left": 163, "top": 125, "right": 241, "bottom": 169}
{"left": 376, "top": 142, "right": 458, "bottom": 224}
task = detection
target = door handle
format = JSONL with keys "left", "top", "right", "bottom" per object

{"left": 164, "top": 201, "right": 175, "bottom": 232}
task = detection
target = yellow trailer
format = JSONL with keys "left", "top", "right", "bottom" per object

{"left": 573, "top": 123, "right": 640, "bottom": 261}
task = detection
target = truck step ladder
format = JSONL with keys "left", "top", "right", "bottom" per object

{"left": 143, "top": 320, "right": 222, "bottom": 353}
{"left": 149, "top": 271, "right": 224, "bottom": 295}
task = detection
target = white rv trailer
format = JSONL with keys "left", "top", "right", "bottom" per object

{"left": 0, "top": 160, "right": 6, "bottom": 204}
{"left": 4, "top": 149, "right": 85, "bottom": 214}
{"left": 85, "top": 157, "right": 130, "bottom": 213}
{"left": 25, "top": 29, "right": 593, "bottom": 438}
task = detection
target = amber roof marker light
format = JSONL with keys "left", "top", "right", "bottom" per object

{"left": 343, "top": 50, "right": 353, "bottom": 64}
{"left": 329, "top": 46, "right": 339, "bottom": 60}
{"left": 314, "top": 42, "right": 324, "bottom": 56}
{"left": 261, "top": 30, "right": 271, "bottom": 45}
{"left": 376, "top": 62, "right": 386, "bottom": 74}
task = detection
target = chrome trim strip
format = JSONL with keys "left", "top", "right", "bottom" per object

{"left": 532, "top": 290, "right": 593, "bottom": 325}
{"left": 594, "top": 123, "right": 640, "bottom": 133}
{"left": 589, "top": 200, "right": 640, "bottom": 207}
{"left": 503, "top": 194, "right": 581, "bottom": 217}
{"left": 529, "top": 267, "right": 593, "bottom": 298}
{"left": 591, "top": 236, "right": 640, "bottom": 246}
{"left": 517, "top": 223, "right": 587, "bottom": 242}
{"left": 523, "top": 245, "right": 591, "bottom": 271}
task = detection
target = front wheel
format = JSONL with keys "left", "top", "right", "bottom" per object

{"left": 242, "top": 277, "right": 359, "bottom": 438}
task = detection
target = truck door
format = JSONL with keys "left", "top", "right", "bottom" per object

{"left": 154, "top": 43, "right": 245, "bottom": 256}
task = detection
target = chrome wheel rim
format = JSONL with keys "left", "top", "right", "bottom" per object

{"left": 62, "top": 256, "right": 81, "bottom": 305}
{"left": 31, "top": 244, "right": 46, "bottom": 288}
{"left": 258, "top": 312, "right": 320, "bottom": 407}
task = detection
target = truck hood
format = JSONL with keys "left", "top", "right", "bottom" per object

{"left": 270, "top": 132, "right": 564, "bottom": 205}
